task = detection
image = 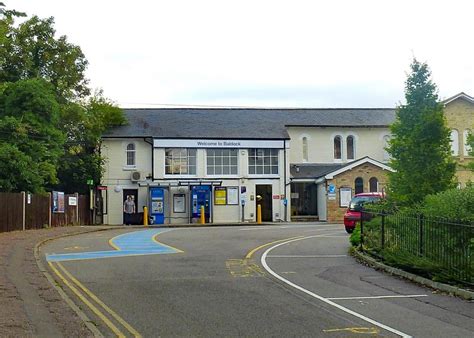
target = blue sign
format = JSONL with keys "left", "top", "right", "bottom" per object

{"left": 328, "top": 184, "right": 336, "bottom": 194}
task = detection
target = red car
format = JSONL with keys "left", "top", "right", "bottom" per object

{"left": 343, "top": 192, "right": 384, "bottom": 233}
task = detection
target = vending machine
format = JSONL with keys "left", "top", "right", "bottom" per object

{"left": 150, "top": 187, "right": 165, "bottom": 224}
{"left": 191, "top": 185, "right": 211, "bottom": 222}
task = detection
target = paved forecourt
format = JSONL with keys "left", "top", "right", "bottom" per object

{"left": 40, "top": 224, "right": 474, "bottom": 337}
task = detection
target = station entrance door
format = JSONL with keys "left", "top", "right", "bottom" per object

{"left": 256, "top": 185, "right": 272, "bottom": 222}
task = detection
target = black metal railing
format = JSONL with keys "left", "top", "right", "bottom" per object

{"left": 360, "top": 209, "right": 474, "bottom": 286}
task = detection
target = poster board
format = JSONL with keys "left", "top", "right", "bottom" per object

{"left": 227, "top": 187, "right": 239, "bottom": 205}
{"left": 339, "top": 187, "right": 352, "bottom": 207}
{"left": 214, "top": 187, "right": 227, "bottom": 205}
{"left": 173, "top": 194, "right": 186, "bottom": 213}
{"left": 52, "top": 191, "right": 65, "bottom": 213}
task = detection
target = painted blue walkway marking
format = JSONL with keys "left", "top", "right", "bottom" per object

{"left": 46, "top": 229, "right": 180, "bottom": 262}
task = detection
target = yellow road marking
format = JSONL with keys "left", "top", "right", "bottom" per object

{"left": 48, "top": 262, "right": 126, "bottom": 337}
{"left": 152, "top": 233, "right": 184, "bottom": 253}
{"left": 56, "top": 262, "right": 142, "bottom": 338}
{"left": 245, "top": 236, "right": 305, "bottom": 259}
{"left": 108, "top": 233, "right": 126, "bottom": 250}
{"left": 323, "top": 327, "right": 380, "bottom": 334}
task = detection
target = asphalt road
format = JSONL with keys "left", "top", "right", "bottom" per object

{"left": 40, "top": 224, "right": 474, "bottom": 337}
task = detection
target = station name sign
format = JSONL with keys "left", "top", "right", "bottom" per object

{"left": 153, "top": 139, "right": 285, "bottom": 149}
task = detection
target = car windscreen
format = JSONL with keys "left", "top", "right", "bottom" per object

{"left": 349, "top": 196, "right": 381, "bottom": 211}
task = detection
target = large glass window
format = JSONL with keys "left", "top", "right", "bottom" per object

{"left": 464, "top": 129, "right": 472, "bottom": 156}
{"left": 346, "top": 136, "right": 355, "bottom": 160}
{"left": 369, "top": 177, "right": 378, "bottom": 192}
{"left": 334, "top": 136, "right": 342, "bottom": 160}
{"left": 207, "top": 149, "right": 238, "bottom": 175}
{"left": 248, "top": 149, "right": 279, "bottom": 175}
{"left": 165, "top": 148, "right": 197, "bottom": 175}
{"left": 126, "top": 143, "right": 136, "bottom": 166}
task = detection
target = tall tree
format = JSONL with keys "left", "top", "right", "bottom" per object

{"left": 0, "top": 78, "right": 65, "bottom": 192}
{"left": 0, "top": 12, "right": 89, "bottom": 100}
{"left": 387, "top": 59, "right": 456, "bottom": 205}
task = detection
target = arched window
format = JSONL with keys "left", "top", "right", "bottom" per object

{"left": 369, "top": 177, "right": 378, "bottom": 192}
{"left": 302, "top": 137, "right": 308, "bottom": 162}
{"left": 346, "top": 136, "right": 355, "bottom": 160}
{"left": 383, "top": 135, "right": 391, "bottom": 161}
{"left": 126, "top": 143, "right": 136, "bottom": 166}
{"left": 334, "top": 136, "right": 342, "bottom": 160}
{"left": 464, "top": 130, "right": 472, "bottom": 156}
{"left": 450, "top": 130, "right": 459, "bottom": 156}
{"left": 355, "top": 177, "right": 364, "bottom": 194}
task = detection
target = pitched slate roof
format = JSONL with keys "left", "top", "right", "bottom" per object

{"left": 103, "top": 108, "right": 396, "bottom": 139}
{"left": 290, "top": 163, "right": 345, "bottom": 179}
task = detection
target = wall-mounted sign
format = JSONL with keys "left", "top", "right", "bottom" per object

{"left": 227, "top": 187, "right": 239, "bottom": 205}
{"left": 339, "top": 187, "right": 352, "bottom": 207}
{"left": 214, "top": 187, "right": 227, "bottom": 205}
{"left": 52, "top": 191, "right": 65, "bottom": 213}
{"left": 154, "top": 139, "right": 284, "bottom": 149}
{"left": 68, "top": 196, "right": 77, "bottom": 206}
{"left": 272, "top": 195, "right": 280, "bottom": 199}
{"left": 328, "top": 184, "right": 336, "bottom": 194}
{"left": 173, "top": 194, "right": 186, "bottom": 213}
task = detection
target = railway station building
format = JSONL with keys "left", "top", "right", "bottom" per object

{"left": 100, "top": 92, "right": 474, "bottom": 225}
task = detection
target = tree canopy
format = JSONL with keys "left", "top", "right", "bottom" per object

{"left": 0, "top": 2, "right": 125, "bottom": 193}
{"left": 387, "top": 59, "right": 456, "bottom": 205}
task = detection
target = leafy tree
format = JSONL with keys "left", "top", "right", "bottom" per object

{"left": 56, "top": 92, "right": 126, "bottom": 194}
{"left": 0, "top": 78, "right": 65, "bottom": 192}
{"left": 387, "top": 59, "right": 456, "bottom": 205}
{"left": 0, "top": 5, "right": 89, "bottom": 100}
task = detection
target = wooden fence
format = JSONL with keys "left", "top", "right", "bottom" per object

{"left": 0, "top": 192, "right": 93, "bottom": 233}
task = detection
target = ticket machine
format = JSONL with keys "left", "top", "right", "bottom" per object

{"left": 150, "top": 187, "right": 165, "bottom": 224}
{"left": 191, "top": 185, "right": 211, "bottom": 222}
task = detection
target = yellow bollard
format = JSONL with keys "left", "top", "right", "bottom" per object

{"left": 143, "top": 206, "right": 149, "bottom": 226}
{"left": 200, "top": 205, "right": 205, "bottom": 224}
{"left": 257, "top": 204, "right": 262, "bottom": 224}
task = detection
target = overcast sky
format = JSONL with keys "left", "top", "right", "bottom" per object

{"left": 13, "top": 0, "right": 474, "bottom": 108}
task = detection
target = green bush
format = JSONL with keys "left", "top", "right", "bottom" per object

{"left": 350, "top": 224, "right": 361, "bottom": 246}
{"left": 420, "top": 186, "right": 474, "bottom": 221}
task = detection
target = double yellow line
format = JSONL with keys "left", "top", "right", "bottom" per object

{"left": 48, "top": 261, "right": 141, "bottom": 337}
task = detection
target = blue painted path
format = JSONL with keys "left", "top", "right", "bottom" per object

{"left": 46, "top": 229, "right": 181, "bottom": 262}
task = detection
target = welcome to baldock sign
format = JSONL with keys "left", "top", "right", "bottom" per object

{"left": 153, "top": 139, "right": 285, "bottom": 149}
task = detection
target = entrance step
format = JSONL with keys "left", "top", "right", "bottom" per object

{"left": 291, "top": 215, "right": 319, "bottom": 222}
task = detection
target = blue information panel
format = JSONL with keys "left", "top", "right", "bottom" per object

{"left": 150, "top": 187, "right": 165, "bottom": 224}
{"left": 191, "top": 185, "right": 212, "bottom": 222}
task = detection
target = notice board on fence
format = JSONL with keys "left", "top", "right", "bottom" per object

{"left": 52, "top": 191, "right": 65, "bottom": 213}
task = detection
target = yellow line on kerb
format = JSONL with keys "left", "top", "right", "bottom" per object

{"left": 56, "top": 262, "right": 142, "bottom": 338}
{"left": 108, "top": 232, "right": 127, "bottom": 251}
{"left": 245, "top": 236, "right": 305, "bottom": 260}
{"left": 48, "top": 262, "right": 126, "bottom": 337}
{"left": 152, "top": 233, "right": 184, "bottom": 253}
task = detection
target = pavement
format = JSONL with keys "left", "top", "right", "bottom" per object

{"left": 31, "top": 224, "right": 474, "bottom": 337}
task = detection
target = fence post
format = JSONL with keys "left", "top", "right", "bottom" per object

{"left": 21, "top": 191, "right": 26, "bottom": 231}
{"left": 360, "top": 208, "right": 364, "bottom": 252}
{"left": 381, "top": 209, "right": 385, "bottom": 250}
{"left": 418, "top": 213, "right": 424, "bottom": 256}
{"left": 48, "top": 192, "right": 52, "bottom": 228}
{"left": 75, "top": 192, "right": 79, "bottom": 224}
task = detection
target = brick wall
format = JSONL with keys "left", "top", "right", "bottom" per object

{"left": 326, "top": 163, "right": 389, "bottom": 222}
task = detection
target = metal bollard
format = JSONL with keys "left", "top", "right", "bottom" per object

{"left": 200, "top": 205, "right": 205, "bottom": 224}
{"left": 257, "top": 204, "right": 262, "bottom": 224}
{"left": 143, "top": 206, "right": 148, "bottom": 226}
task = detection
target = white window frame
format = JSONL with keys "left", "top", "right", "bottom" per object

{"left": 464, "top": 129, "right": 472, "bottom": 156}
{"left": 248, "top": 148, "right": 279, "bottom": 176}
{"left": 302, "top": 137, "right": 309, "bottom": 162}
{"left": 206, "top": 149, "right": 239, "bottom": 177}
{"left": 450, "top": 129, "right": 459, "bottom": 156}
{"left": 164, "top": 148, "right": 197, "bottom": 177}
{"left": 124, "top": 142, "right": 136, "bottom": 169}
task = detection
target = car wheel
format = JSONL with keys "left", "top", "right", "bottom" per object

{"left": 345, "top": 226, "right": 354, "bottom": 234}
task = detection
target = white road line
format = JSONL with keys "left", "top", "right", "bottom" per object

{"left": 260, "top": 235, "right": 412, "bottom": 338}
{"left": 267, "top": 255, "right": 348, "bottom": 258}
{"left": 327, "top": 295, "right": 427, "bottom": 300}
{"left": 239, "top": 225, "right": 340, "bottom": 231}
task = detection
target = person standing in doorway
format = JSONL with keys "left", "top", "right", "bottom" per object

{"left": 123, "top": 195, "right": 136, "bottom": 225}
